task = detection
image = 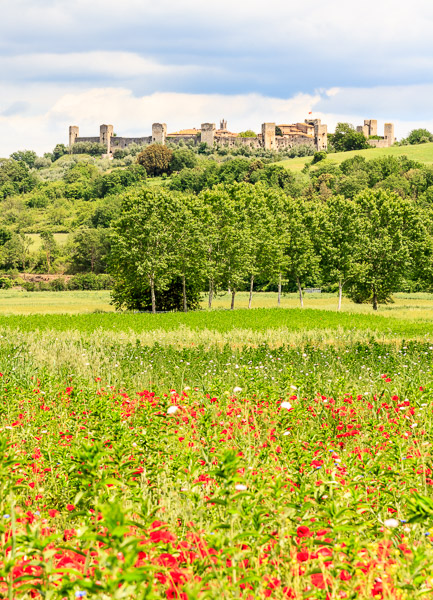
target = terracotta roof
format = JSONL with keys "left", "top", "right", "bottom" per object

{"left": 167, "top": 128, "right": 200, "bottom": 136}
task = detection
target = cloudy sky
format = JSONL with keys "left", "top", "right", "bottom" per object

{"left": 1, "top": 0, "right": 433, "bottom": 155}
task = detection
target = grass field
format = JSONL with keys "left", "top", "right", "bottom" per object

{"left": 280, "top": 141, "right": 433, "bottom": 172}
{"left": 1, "top": 292, "right": 433, "bottom": 598}
{"left": 3, "top": 289, "right": 433, "bottom": 318}
{"left": 25, "top": 232, "right": 69, "bottom": 250}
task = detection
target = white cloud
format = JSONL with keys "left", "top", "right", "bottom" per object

{"left": 0, "top": 51, "right": 214, "bottom": 81}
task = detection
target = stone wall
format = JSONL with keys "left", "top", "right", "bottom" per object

{"left": 276, "top": 135, "right": 315, "bottom": 150}
{"left": 68, "top": 118, "right": 332, "bottom": 153}
{"left": 75, "top": 137, "right": 100, "bottom": 143}
{"left": 110, "top": 136, "right": 152, "bottom": 149}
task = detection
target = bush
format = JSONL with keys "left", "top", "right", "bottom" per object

{"left": 312, "top": 151, "right": 327, "bottom": 164}
{"left": 68, "top": 273, "right": 113, "bottom": 290}
{"left": 405, "top": 129, "right": 433, "bottom": 145}
{"left": 0, "top": 276, "right": 12, "bottom": 289}
{"left": 71, "top": 142, "right": 108, "bottom": 156}
{"left": 111, "top": 276, "right": 201, "bottom": 312}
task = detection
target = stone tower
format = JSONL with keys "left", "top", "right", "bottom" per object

{"left": 220, "top": 119, "right": 227, "bottom": 130}
{"left": 261, "top": 123, "right": 276, "bottom": 150}
{"left": 152, "top": 123, "right": 167, "bottom": 144}
{"left": 384, "top": 123, "right": 395, "bottom": 145}
{"left": 201, "top": 123, "right": 216, "bottom": 146}
{"left": 357, "top": 124, "right": 370, "bottom": 137}
{"left": 305, "top": 118, "right": 328, "bottom": 151}
{"left": 364, "top": 119, "right": 378, "bottom": 137}
{"left": 69, "top": 126, "right": 79, "bottom": 147}
{"left": 100, "top": 124, "right": 114, "bottom": 153}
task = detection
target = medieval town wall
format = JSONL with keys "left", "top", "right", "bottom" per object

{"left": 68, "top": 118, "right": 393, "bottom": 154}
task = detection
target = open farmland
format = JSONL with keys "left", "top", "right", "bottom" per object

{"left": 1, "top": 302, "right": 433, "bottom": 598}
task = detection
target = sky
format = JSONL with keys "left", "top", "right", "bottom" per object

{"left": 1, "top": 0, "right": 433, "bottom": 155}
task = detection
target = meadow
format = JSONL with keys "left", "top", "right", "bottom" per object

{"left": 280, "top": 142, "right": 433, "bottom": 172}
{"left": 1, "top": 295, "right": 433, "bottom": 598}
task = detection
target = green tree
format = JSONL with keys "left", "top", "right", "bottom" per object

{"left": 0, "top": 159, "right": 38, "bottom": 198}
{"left": 0, "top": 233, "right": 33, "bottom": 270}
{"left": 110, "top": 187, "right": 187, "bottom": 313}
{"left": 69, "top": 228, "right": 110, "bottom": 274}
{"left": 406, "top": 128, "right": 433, "bottom": 145}
{"left": 199, "top": 185, "right": 254, "bottom": 310}
{"left": 10, "top": 150, "right": 37, "bottom": 169}
{"left": 52, "top": 144, "right": 68, "bottom": 161}
{"left": 170, "top": 149, "right": 198, "bottom": 172}
{"left": 348, "top": 189, "right": 426, "bottom": 310}
{"left": 329, "top": 123, "right": 370, "bottom": 152}
{"left": 137, "top": 145, "right": 173, "bottom": 177}
{"left": 284, "top": 198, "right": 320, "bottom": 307}
{"left": 237, "top": 130, "right": 257, "bottom": 138}
{"left": 40, "top": 231, "right": 59, "bottom": 272}
{"left": 319, "top": 196, "right": 364, "bottom": 310}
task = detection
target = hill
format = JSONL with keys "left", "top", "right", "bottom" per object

{"left": 280, "top": 142, "right": 433, "bottom": 171}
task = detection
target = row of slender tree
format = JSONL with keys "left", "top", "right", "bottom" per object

{"left": 110, "top": 182, "right": 431, "bottom": 312}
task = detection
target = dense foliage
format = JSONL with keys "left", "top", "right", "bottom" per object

{"left": 2, "top": 139, "right": 433, "bottom": 310}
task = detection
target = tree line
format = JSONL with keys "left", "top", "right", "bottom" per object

{"left": 110, "top": 182, "right": 430, "bottom": 313}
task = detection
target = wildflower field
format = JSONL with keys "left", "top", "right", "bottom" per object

{"left": 2, "top": 307, "right": 433, "bottom": 599}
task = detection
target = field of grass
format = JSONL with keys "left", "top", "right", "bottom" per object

{"left": 280, "top": 141, "right": 433, "bottom": 172}
{"left": 3, "top": 289, "right": 433, "bottom": 319}
{"left": 26, "top": 232, "right": 69, "bottom": 251}
{"left": 1, "top": 293, "right": 433, "bottom": 598}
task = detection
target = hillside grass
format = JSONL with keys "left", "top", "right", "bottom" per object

{"left": 26, "top": 232, "right": 69, "bottom": 250}
{"left": 280, "top": 142, "right": 433, "bottom": 171}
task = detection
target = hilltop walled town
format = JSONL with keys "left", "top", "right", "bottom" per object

{"left": 69, "top": 118, "right": 395, "bottom": 155}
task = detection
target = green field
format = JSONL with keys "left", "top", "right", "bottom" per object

{"left": 26, "top": 232, "right": 69, "bottom": 250}
{"left": 281, "top": 141, "right": 433, "bottom": 171}
{"left": 3, "top": 289, "right": 433, "bottom": 319}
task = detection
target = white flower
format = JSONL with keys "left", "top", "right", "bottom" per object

{"left": 280, "top": 402, "right": 292, "bottom": 410}
{"left": 235, "top": 484, "right": 247, "bottom": 491}
{"left": 411, "top": 423, "right": 418, "bottom": 428}
{"left": 384, "top": 518, "right": 399, "bottom": 528}
{"left": 167, "top": 405, "right": 179, "bottom": 415}
{"left": 170, "top": 390, "right": 176, "bottom": 394}
{"left": 290, "top": 385, "right": 297, "bottom": 390}
{"left": 233, "top": 387, "right": 242, "bottom": 393}
{"left": 283, "top": 431, "right": 291, "bottom": 436}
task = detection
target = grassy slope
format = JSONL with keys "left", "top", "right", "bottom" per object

{"left": 280, "top": 142, "right": 433, "bottom": 172}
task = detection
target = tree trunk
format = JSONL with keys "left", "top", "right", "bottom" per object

{"left": 208, "top": 280, "right": 213, "bottom": 309}
{"left": 182, "top": 274, "right": 187, "bottom": 313}
{"left": 231, "top": 289, "right": 236, "bottom": 310}
{"left": 372, "top": 285, "right": 378, "bottom": 311}
{"left": 296, "top": 277, "right": 304, "bottom": 308}
{"left": 278, "top": 273, "right": 282, "bottom": 307}
{"left": 248, "top": 275, "right": 254, "bottom": 309}
{"left": 338, "top": 279, "right": 342, "bottom": 311}
{"left": 150, "top": 277, "right": 156, "bottom": 314}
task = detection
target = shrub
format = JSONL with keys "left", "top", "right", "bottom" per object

{"left": 0, "top": 276, "right": 12, "bottom": 289}
{"left": 68, "top": 273, "right": 113, "bottom": 290}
